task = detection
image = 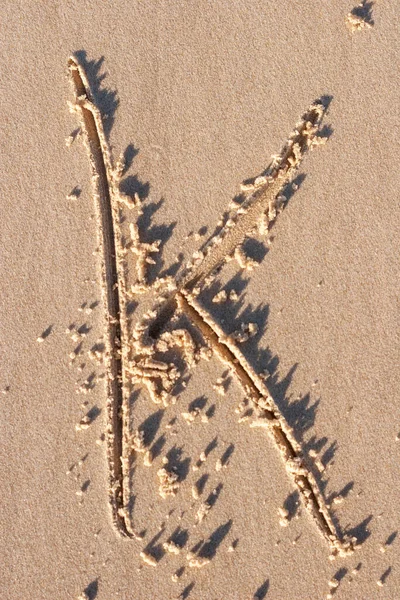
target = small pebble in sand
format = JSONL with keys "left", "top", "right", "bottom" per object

{"left": 332, "top": 495, "right": 344, "bottom": 505}
{"left": 163, "top": 540, "right": 181, "bottom": 555}
{"left": 196, "top": 501, "right": 211, "bottom": 524}
{"left": 139, "top": 550, "right": 157, "bottom": 567}
{"left": 192, "top": 452, "right": 208, "bottom": 472}
{"left": 258, "top": 213, "right": 269, "bottom": 236}
{"left": 234, "top": 246, "right": 259, "bottom": 271}
{"left": 377, "top": 567, "right": 391, "bottom": 587}
{"left": 131, "top": 429, "right": 146, "bottom": 453}
{"left": 215, "top": 458, "right": 223, "bottom": 472}
{"left": 232, "top": 322, "right": 258, "bottom": 344}
{"left": 188, "top": 557, "right": 210, "bottom": 568}
{"left": 235, "top": 399, "right": 248, "bottom": 414}
{"left": 37, "top": 325, "right": 53, "bottom": 342}
{"left": 143, "top": 449, "right": 153, "bottom": 467}
{"left": 250, "top": 417, "right": 270, "bottom": 429}
{"left": 197, "top": 345, "right": 213, "bottom": 361}
{"left": 88, "top": 348, "right": 103, "bottom": 363}
{"left": 75, "top": 415, "right": 92, "bottom": 432}
{"left": 157, "top": 466, "right": 180, "bottom": 498}
{"left": 181, "top": 408, "right": 200, "bottom": 424}
{"left": 66, "top": 188, "right": 81, "bottom": 201}
{"left": 237, "top": 414, "right": 251, "bottom": 424}
{"left": 213, "top": 378, "right": 226, "bottom": 396}
{"left": 212, "top": 290, "right": 228, "bottom": 304}
{"left": 278, "top": 507, "right": 289, "bottom": 527}
{"left": 309, "top": 449, "right": 325, "bottom": 472}
{"left": 346, "top": 2, "right": 373, "bottom": 33}
{"left": 279, "top": 517, "right": 289, "bottom": 528}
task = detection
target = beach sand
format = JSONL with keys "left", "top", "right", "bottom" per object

{"left": 1, "top": 1, "right": 399, "bottom": 598}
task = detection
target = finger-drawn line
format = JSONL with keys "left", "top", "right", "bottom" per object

{"left": 177, "top": 292, "right": 351, "bottom": 556}
{"left": 68, "top": 55, "right": 132, "bottom": 537}
{"left": 148, "top": 101, "right": 326, "bottom": 339}
{"left": 68, "top": 56, "right": 356, "bottom": 557}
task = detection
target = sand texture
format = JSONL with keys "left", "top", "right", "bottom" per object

{"left": 1, "top": 1, "right": 400, "bottom": 599}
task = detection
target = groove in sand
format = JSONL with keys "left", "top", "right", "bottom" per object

{"left": 178, "top": 292, "right": 353, "bottom": 556}
{"left": 148, "top": 100, "right": 326, "bottom": 339}
{"left": 68, "top": 57, "right": 355, "bottom": 556}
{"left": 68, "top": 55, "right": 132, "bottom": 537}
